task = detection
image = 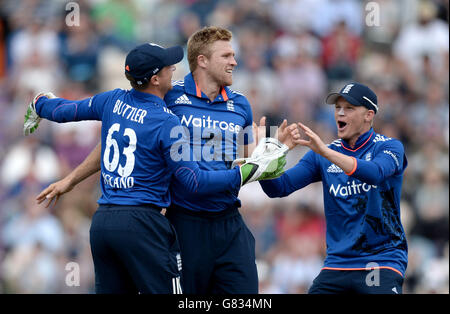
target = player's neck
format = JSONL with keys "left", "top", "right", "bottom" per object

{"left": 140, "top": 86, "right": 166, "bottom": 100}
{"left": 192, "top": 71, "right": 221, "bottom": 101}
{"left": 345, "top": 126, "right": 372, "bottom": 148}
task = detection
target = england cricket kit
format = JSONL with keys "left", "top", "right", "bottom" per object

{"left": 34, "top": 88, "right": 242, "bottom": 293}
{"left": 260, "top": 128, "right": 408, "bottom": 292}
{"left": 163, "top": 73, "right": 258, "bottom": 294}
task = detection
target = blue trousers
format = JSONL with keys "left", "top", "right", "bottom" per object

{"left": 308, "top": 268, "right": 404, "bottom": 294}
{"left": 90, "top": 204, "right": 182, "bottom": 294}
{"left": 166, "top": 204, "right": 258, "bottom": 294}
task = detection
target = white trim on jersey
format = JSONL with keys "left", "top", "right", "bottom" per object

{"left": 328, "top": 139, "right": 342, "bottom": 147}
{"left": 172, "top": 80, "right": 185, "bottom": 87}
{"left": 229, "top": 89, "right": 244, "bottom": 97}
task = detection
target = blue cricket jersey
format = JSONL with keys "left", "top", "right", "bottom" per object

{"left": 260, "top": 129, "right": 408, "bottom": 276}
{"left": 35, "top": 88, "right": 241, "bottom": 208}
{"left": 164, "top": 73, "right": 254, "bottom": 212}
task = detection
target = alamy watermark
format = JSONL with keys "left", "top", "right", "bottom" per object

{"left": 365, "top": 1, "right": 381, "bottom": 27}
{"left": 65, "top": 2, "right": 80, "bottom": 27}
{"left": 65, "top": 262, "right": 80, "bottom": 287}
{"left": 365, "top": 262, "right": 380, "bottom": 287}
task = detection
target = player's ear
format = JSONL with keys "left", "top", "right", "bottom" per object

{"left": 197, "top": 55, "right": 208, "bottom": 69}
{"left": 365, "top": 109, "right": 375, "bottom": 123}
{"left": 150, "top": 74, "right": 159, "bottom": 86}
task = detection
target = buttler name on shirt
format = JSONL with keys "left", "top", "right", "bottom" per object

{"left": 113, "top": 99, "right": 147, "bottom": 124}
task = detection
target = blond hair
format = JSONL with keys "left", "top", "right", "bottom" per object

{"left": 187, "top": 26, "right": 232, "bottom": 72}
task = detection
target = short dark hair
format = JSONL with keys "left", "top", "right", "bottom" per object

{"left": 125, "top": 72, "right": 150, "bottom": 90}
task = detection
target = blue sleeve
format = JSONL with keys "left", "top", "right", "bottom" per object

{"left": 260, "top": 150, "right": 322, "bottom": 198}
{"left": 351, "top": 140, "right": 407, "bottom": 185}
{"left": 160, "top": 115, "right": 241, "bottom": 194}
{"left": 35, "top": 89, "right": 119, "bottom": 122}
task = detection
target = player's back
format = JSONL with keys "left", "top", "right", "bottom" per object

{"left": 98, "top": 88, "right": 181, "bottom": 207}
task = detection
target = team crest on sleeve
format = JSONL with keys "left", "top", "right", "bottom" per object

{"left": 226, "top": 100, "right": 234, "bottom": 111}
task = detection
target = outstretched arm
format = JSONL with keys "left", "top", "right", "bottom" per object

{"left": 36, "top": 142, "right": 101, "bottom": 207}
{"left": 292, "top": 123, "right": 405, "bottom": 184}
{"left": 24, "top": 90, "right": 118, "bottom": 136}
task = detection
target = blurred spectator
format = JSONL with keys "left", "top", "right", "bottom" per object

{"left": 91, "top": 0, "right": 139, "bottom": 50}
{"left": 413, "top": 167, "right": 449, "bottom": 247}
{"left": 60, "top": 13, "right": 100, "bottom": 91}
{"left": 2, "top": 192, "right": 63, "bottom": 253}
{"left": 270, "top": 235, "right": 323, "bottom": 293}
{"left": 393, "top": 0, "right": 449, "bottom": 82}
{"left": 0, "top": 137, "right": 61, "bottom": 193}
{"left": 312, "top": 0, "right": 363, "bottom": 37}
{"left": 8, "top": 17, "right": 59, "bottom": 68}
{"left": 321, "top": 20, "right": 361, "bottom": 83}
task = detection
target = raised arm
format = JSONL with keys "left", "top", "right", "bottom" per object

{"left": 24, "top": 90, "right": 117, "bottom": 135}
{"left": 292, "top": 123, "right": 406, "bottom": 185}
{"left": 36, "top": 142, "right": 101, "bottom": 207}
{"left": 162, "top": 115, "right": 286, "bottom": 194}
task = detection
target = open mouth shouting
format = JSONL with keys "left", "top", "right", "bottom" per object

{"left": 337, "top": 120, "right": 347, "bottom": 132}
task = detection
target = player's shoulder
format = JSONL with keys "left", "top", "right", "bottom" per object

{"left": 153, "top": 103, "right": 178, "bottom": 119}
{"left": 166, "top": 80, "right": 190, "bottom": 106}
{"left": 171, "top": 79, "right": 185, "bottom": 90}
{"left": 227, "top": 87, "right": 252, "bottom": 115}
{"left": 227, "top": 87, "right": 249, "bottom": 103}
{"left": 160, "top": 108, "right": 181, "bottom": 127}
{"left": 371, "top": 132, "right": 404, "bottom": 149}
{"left": 327, "top": 138, "right": 343, "bottom": 149}
{"left": 95, "top": 88, "right": 126, "bottom": 99}
{"left": 169, "top": 80, "right": 186, "bottom": 96}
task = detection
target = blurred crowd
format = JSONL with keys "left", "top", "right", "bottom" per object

{"left": 0, "top": 0, "right": 448, "bottom": 294}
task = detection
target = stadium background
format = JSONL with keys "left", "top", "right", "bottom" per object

{"left": 0, "top": 0, "right": 448, "bottom": 294}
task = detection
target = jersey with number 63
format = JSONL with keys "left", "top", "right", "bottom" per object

{"left": 35, "top": 88, "right": 241, "bottom": 208}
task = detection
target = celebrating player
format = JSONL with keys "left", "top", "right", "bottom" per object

{"left": 23, "top": 43, "right": 286, "bottom": 294}
{"left": 163, "top": 26, "right": 259, "bottom": 294}
{"left": 31, "top": 27, "right": 294, "bottom": 294}
{"left": 261, "top": 82, "right": 408, "bottom": 294}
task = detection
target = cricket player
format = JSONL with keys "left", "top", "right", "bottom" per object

{"left": 33, "top": 27, "right": 292, "bottom": 294}
{"left": 163, "top": 26, "right": 264, "bottom": 294}
{"left": 23, "top": 43, "right": 286, "bottom": 294}
{"left": 260, "top": 82, "right": 408, "bottom": 294}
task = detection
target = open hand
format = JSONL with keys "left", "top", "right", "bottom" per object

{"left": 275, "top": 119, "right": 300, "bottom": 150}
{"left": 36, "top": 177, "right": 74, "bottom": 208}
{"left": 292, "top": 122, "right": 328, "bottom": 155}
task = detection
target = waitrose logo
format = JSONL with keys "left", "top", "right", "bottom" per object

{"left": 329, "top": 181, "right": 377, "bottom": 197}
{"left": 180, "top": 114, "right": 242, "bottom": 134}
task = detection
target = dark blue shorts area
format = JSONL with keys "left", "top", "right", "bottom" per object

{"left": 166, "top": 204, "right": 258, "bottom": 294}
{"left": 89, "top": 204, "right": 182, "bottom": 294}
{"left": 308, "top": 268, "right": 404, "bottom": 294}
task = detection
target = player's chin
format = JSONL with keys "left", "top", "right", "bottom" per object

{"left": 222, "top": 74, "right": 233, "bottom": 86}
{"left": 337, "top": 128, "right": 347, "bottom": 139}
